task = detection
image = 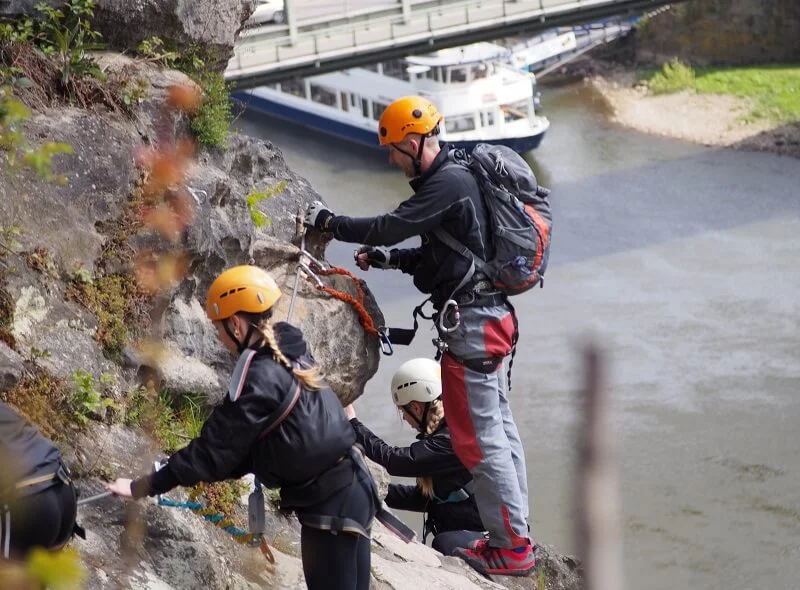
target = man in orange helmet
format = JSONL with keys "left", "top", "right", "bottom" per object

{"left": 305, "top": 96, "right": 535, "bottom": 577}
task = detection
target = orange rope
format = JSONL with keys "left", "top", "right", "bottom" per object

{"left": 310, "top": 265, "right": 379, "bottom": 338}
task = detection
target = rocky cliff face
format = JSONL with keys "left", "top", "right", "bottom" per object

{"left": 636, "top": 0, "right": 800, "bottom": 65}
{"left": 0, "top": 55, "right": 382, "bottom": 407}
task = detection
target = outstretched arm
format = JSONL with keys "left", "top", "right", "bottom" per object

{"left": 350, "top": 417, "right": 463, "bottom": 478}
{"left": 110, "top": 382, "right": 280, "bottom": 499}
{"left": 307, "top": 172, "right": 458, "bottom": 246}
{"left": 387, "top": 483, "right": 428, "bottom": 512}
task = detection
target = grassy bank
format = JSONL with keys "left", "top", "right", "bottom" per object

{"left": 642, "top": 62, "right": 800, "bottom": 123}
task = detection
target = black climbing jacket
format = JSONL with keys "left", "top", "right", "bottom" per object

{"left": 329, "top": 144, "right": 493, "bottom": 305}
{"left": 132, "top": 323, "right": 374, "bottom": 534}
{"left": 1, "top": 401, "right": 64, "bottom": 499}
{"left": 350, "top": 416, "right": 484, "bottom": 535}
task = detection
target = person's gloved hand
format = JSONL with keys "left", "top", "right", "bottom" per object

{"left": 304, "top": 201, "right": 335, "bottom": 231}
{"left": 354, "top": 246, "right": 398, "bottom": 270}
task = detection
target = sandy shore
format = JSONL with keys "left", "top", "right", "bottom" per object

{"left": 560, "top": 59, "right": 800, "bottom": 158}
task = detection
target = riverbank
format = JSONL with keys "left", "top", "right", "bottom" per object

{"left": 554, "top": 58, "right": 800, "bottom": 158}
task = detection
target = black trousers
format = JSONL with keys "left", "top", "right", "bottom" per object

{"left": 432, "top": 529, "right": 486, "bottom": 556}
{"left": 301, "top": 526, "right": 371, "bottom": 590}
{"left": 1, "top": 482, "right": 76, "bottom": 558}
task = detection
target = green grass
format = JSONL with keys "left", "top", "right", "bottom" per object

{"left": 693, "top": 65, "right": 800, "bottom": 123}
{"left": 643, "top": 61, "right": 800, "bottom": 123}
{"left": 155, "top": 391, "right": 210, "bottom": 454}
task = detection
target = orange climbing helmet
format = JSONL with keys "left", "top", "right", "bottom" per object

{"left": 378, "top": 96, "right": 442, "bottom": 145}
{"left": 206, "top": 265, "right": 281, "bottom": 321}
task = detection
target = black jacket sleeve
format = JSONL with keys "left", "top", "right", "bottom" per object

{"left": 386, "top": 483, "right": 428, "bottom": 512}
{"left": 329, "top": 173, "right": 460, "bottom": 246}
{"left": 391, "top": 246, "right": 422, "bottom": 275}
{"left": 133, "top": 380, "right": 284, "bottom": 498}
{"left": 350, "top": 418, "right": 464, "bottom": 478}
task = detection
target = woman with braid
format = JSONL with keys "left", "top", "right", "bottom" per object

{"left": 345, "top": 358, "right": 486, "bottom": 556}
{"left": 107, "top": 266, "right": 378, "bottom": 590}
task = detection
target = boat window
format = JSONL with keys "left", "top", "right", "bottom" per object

{"left": 363, "top": 63, "right": 380, "bottom": 73}
{"left": 372, "top": 101, "right": 388, "bottom": 121}
{"left": 500, "top": 100, "right": 530, "bottom": 122}
{"left": 341, "top": 92, "right": 349, "bottom": 112}
{"left": 281, "top": 78, "right": 307, "bottom": 99}
{"left": 362, "top": 98, "right": 370, "bottom": 118}
{"left": 310, "top": 83, "right": 337, "bottom": 107}
{"left": 450, "top": 67, "right": 467, "bottom": 84}
{"left": 424, "top": 67, "right": 441, "bottom": 82}
{"left": 471, "top": 63, "right": 491, "bottom": 80}
{"left": 383, "top": 59, "right": 410, "bottom": 81}
{"left": 448, "top": 114, "right": 476, "bottom": 132}
{"left": 479, "top": 110, "right": 496, "bottom": 127}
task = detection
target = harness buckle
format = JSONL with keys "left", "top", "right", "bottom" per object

{"left": 432, "top": 337, "right": 448, "bottom": 359}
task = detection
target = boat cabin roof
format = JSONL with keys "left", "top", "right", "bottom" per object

{"left": 406, "top": 42, "right": 510, "bottom": 67}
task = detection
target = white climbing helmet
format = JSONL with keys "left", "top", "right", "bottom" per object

{"left": 390, "top": 358, "right": 442, "bottom": 406}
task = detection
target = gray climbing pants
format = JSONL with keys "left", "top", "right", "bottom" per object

{"left": 438, "top": 303, "right": 530, "bottom": 549}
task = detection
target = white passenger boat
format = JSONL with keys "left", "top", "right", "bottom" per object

{"left": 234, "top": 42, "right": 549, "bottom": 153}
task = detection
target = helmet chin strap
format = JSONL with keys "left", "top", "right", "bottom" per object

{"left": 223, "top": 319, "right": 257, "bottom": 354}
{"left": 405, "top": 401, "right": 431, "bottom": 432}
{"left": 393, "top": 135, "right": 428, "bottom": 177}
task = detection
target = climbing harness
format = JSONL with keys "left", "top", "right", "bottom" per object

{"left": 421, "top": 481, "right": 476, "bottom": 544}
{"left": 2, "top": 463, "right": 85, "bottom": 558}
{"left": 153, "top": 462, "right": 275, "bottom": 564}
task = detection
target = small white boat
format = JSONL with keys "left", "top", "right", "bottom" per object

{"left": 234, "top": 42, "right": 549, "bottom": 153}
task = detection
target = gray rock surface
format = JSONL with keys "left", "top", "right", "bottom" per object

{"left": 0, "top": 0, "right": 255, "bottom": 61}
{"left": 0, "top": 342, "right": 24, "bottom": 391}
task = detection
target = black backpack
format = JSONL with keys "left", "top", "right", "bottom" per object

{"left": 435, "top": 143, "right": 552, "bottom": 297}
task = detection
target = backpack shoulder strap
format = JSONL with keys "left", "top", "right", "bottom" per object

{"left": 432, "top": 227, "right": 489, "bottom": 297}
{"left": 259, "top": 379, "right": 302, "bottom": 440}
{"left": 432, "top": 227, "right": 486, "bottom": 270}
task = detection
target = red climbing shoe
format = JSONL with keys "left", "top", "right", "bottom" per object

{"left": 454, "top": 540, "right": 536, "bottom": 577}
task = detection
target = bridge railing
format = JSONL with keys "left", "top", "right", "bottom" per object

{"left": 226, "top": 0, "right": 674, "bottom": 85}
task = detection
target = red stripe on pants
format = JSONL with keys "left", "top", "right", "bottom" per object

{"left": 483, "top": 311, "right": 515, "bottom": 358}
{"left": 441, "top": 353, "right": 483, "bottom": 470}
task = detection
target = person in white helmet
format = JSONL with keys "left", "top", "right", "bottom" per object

{"left": 344, "top": 358, "right": 485, "bottom": 555}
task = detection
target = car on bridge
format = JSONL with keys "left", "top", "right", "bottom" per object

{"left": 245, "top": 0, "right": 285, "bottom": 27}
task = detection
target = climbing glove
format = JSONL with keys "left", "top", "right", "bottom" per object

{"left": 355, "top": 246, "right": 398, "bottom": 270}
{"left": 304, "top": 201, "right": 335, "bottom": 232}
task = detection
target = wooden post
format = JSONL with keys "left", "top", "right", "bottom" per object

{"left": 577, "top": 340, "right": 624, "bottom": 590}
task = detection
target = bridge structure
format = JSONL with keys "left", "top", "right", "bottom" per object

{"left": 226, "top": 0, "right": 684, "bottom": 89}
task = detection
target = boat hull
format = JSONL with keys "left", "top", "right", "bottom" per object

{"left": 233, "top": 91, "right": 548, "bottom": 154}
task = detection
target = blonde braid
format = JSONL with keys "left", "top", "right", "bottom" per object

{"left": 416, "top": 399, "right": 445, "bottom": 498}
{"left": 257, "top": 319, "right": 324, "bottom": 391}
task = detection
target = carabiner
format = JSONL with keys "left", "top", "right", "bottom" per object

{"left": 378, "top": 327, "right": 394, "bottom": 356}
{"left": 437, "top": 299, "right": 461, "bottom": 334}
{"left": 298, "top": 262, "right": 325, "bottom": 289}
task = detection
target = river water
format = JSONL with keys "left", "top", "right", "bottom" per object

{"left": 234, "top": 82, "right": 800, "bottom": 590}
